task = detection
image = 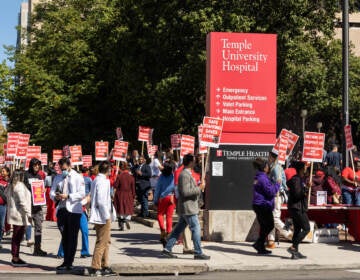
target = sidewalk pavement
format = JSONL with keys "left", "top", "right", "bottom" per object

{"left": 0, "top": 219, "right": 360, "bottom": 275}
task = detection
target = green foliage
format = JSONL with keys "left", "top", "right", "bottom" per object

{"left": 4, "top": 0, "right": 360, "bottom": 151}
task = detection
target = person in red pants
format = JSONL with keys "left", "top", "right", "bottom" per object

{"left": 45, "top": 165, "right": 57, "bottom": 222}
{"left": 154, "top": 162, "right": 176, "bottom": 247}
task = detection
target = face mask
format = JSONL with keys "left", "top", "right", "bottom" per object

{"left": 62, "top": 170, "right": 69, "bottom": 178}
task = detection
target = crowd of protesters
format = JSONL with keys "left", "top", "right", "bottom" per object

{"left": 0, "top": 147, "right": 209, "bottom": 275}
{"left": 251, "top": 132, "right": 360, "bottom": 259}
{"left": 2, "top": 136, "right": 357, "bottom": 273}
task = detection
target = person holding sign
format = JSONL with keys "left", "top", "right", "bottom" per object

{"left": 287, "top": 161, "right": 310, "bottom": 259}
{"left": 50, "top": 157, "right": 85, "bottom": 271}
{"left": 252, "top": 158, "right": 280, "bottom": 255}
{"left": 267, "top": 152, "right": 293, "bottom": 249}
{"left": 5, "top": 171, "right": 32, "bottom": 267}
{"left": 162, "top": 154, "right": 210, "bottom": 260}
{"left": 341, "top": 158, "right": 360, "bottom": 205}
{"left": 24, "top": 158, "right": 47, "bottom": 257}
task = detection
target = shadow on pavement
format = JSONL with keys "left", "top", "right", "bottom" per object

{"left": 203, "top": 245, "right": 282, "bottom": 258}
{"left": 113, "top": 232, "right": 160, "bottom": 245}
{"left": 0, "top": 258, "right": 54, "bottom": 271}
{"left": 119, "top": 247, "right": 162, "bottom": 258}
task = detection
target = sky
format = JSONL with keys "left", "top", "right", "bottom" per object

{"left": 0, "top": 0, "right": 26, "bottom": 65}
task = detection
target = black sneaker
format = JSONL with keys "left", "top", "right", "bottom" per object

{"left": 102, "top": 267, "right": 117, "bottom": 277}
{"left": 194, "top": 254, "right": 211, "bottom": 260}
{"left": 80, "top": 254, "right": 91, "bottom": 258}
{"left": 89, "top": 268, "right": 102, "bottom": 277}
{"left": 257, "top": 249, "right": 272, "bottom": 255}
{"left": 161, "top": 250, "right": 178, "bottom": 259}
{"left": 56, "top": 263, "right": 68, "bottom": 270}
{"left": 295, "top": 251, "right": 307, "bottom": 259}
{"left": 287, "top": 247, "right": 299, "bottom": 259}
{"left": 33, "top": 248, "right": 48, "bottom": 256}
{"left": 11, "top": 259, "right": 28, "bottom": 267}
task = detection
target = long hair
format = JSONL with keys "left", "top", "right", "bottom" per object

{"left": 9, "top": 170, "right": 25, "bottom": 188}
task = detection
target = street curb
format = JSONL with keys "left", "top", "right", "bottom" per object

{"left": 110, "top": 262, "right": 360, "bottom": 275}
{"left": 111, "top": 263, "right": 209, "bottom": 275}
{"left": 208, "top": 263, "right": 360, "bottom": 272}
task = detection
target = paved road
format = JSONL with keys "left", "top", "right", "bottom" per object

{"left": 1, "top": 270, "right": 360, "bottom": 280}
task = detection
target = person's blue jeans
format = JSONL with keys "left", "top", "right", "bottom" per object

{"left": 57, "top": 211, "right": 89, "bottom": 257}
{"left": 25, "top": 225, "right": 32, "bottom": 241}
{"left": 342, "top": 188, "right": 360, "bottom": 205}
{"left": 165, "top": 214, "right": 203, "bottom": 255}
{"left": 0, "top": 205, "right": 6, "bottom": 243}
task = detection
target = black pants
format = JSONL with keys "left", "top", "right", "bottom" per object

{"left": 32, "top": 207, "right": 43, "bottom": 246}
{"left": 136, "top": 187, "right": 150, "bottom": 217}
{"left": 290, "top": 209, "right": 310, "bottom": 251}
{"left": 253, "top": 204, "right": 274, "bottom": 249}
{"left": 57, "top": 208, "right": 81, "bottom": 266}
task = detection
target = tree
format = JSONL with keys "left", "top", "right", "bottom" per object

{"left": 5, "top": 0, "right": 360, "bottom": 152}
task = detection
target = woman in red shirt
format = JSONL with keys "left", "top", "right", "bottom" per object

{"left": 341, "top": 159, "right": 360, "bottom": 205}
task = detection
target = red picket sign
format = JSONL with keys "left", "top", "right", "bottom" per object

{"left": 302, "top": 132, "right": 325, "bottom": 163}
{"left": 198, "top": 126, "right": 208, "bottom": 154}
{"left": 200, "top": 117, "right": 224, "bottom": 148}
{"left": 25, "top": 146, "right": 42, "bottom": 170}
{"left": 171, "top": 134, "right": 182, "bottom": 150}
{"left": 138, "top": 126, "right": 153, "bottom": 142}
{"left": 272, "top": 129, "right": 299, "bottom": 158}
{"left": 95, "top": 141, "right": 109, "bottom": 161}
{"left": 113, "top": 141, "right": 129, "bottom": 162}
{"left": 7, "top": 132, "right": 21, "bottom": 157}
{"left": 52, "top": 149, "right": 63, "bottom": 163}
{"left": 16, "top": 134, "right": 30, "bottom": 160}
{"left": 70, "top": 145, "right": 83, "bottom": 166}
{"left": 180, "top": 135, "right": 195, "bottom": 157}
{"left": 345, "top": 125, "right": 354, "bottom": 151}
{"left": 147, "top": 144, "right": 158, "bottom": 157}
{"left": 277, "top": 136, "right": 288, "bottom": 165}
{"left": 82, "top": 155, "right": 93, "bottom": 168}
{"left": 40, "top": 153, "right": 48, "bottom": 165}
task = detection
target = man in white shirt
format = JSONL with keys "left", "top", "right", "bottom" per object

{"left": 88, "top": 161, "right": 116, "bottom": 277}
{"left": 50, "top": 157, "right": 85, "bottom": 271}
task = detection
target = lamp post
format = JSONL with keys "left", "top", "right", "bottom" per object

{"left": 300, "top": 109, "right": 308, "bottom": 136}
{"left": 316, "top": 122, "right": 323, "bottom": 133}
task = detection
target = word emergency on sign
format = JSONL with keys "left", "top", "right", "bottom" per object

{"left": 302, "top": 132, "right": 325, "bottom": 163}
